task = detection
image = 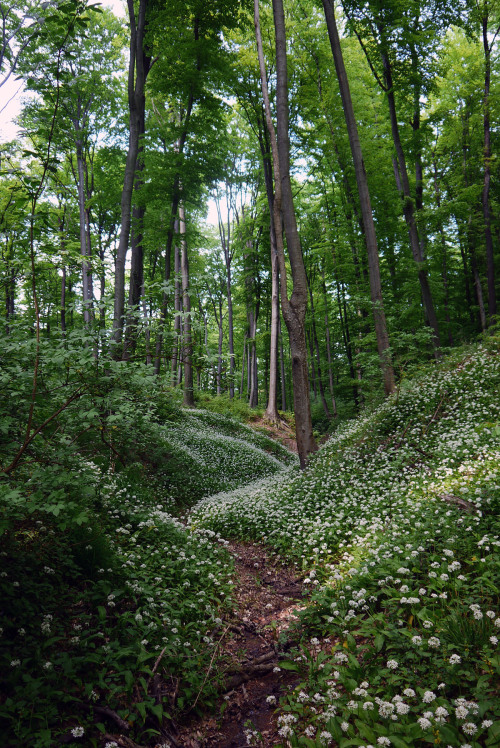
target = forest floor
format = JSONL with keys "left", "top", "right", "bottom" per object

{"left": 251, "top": 417, "right": 298, "bottom": 456}
{"left": 175, "top": 541, "right": 305, "bottom": 747}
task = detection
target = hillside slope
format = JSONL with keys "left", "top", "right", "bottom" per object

{"left": 191, "top": 341, "right": 500, "bottom": 747}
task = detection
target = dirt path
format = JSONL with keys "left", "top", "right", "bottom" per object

{"left": 175, "top": 541, "right": 305, "bottom": 747}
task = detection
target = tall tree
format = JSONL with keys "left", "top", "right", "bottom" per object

{"left": 112, "top": 0, "right": 151, "bottom": 355}
{"left": 342, "top": 0, "right": 452, "bottom": 356}
{"left": 256, "top": 0, "right": 317, "bottom": 467}
{"left": 321, "top": 0, "right": 395, "bottom": 395}
{"left": 478, "top": 0, "right": 499, "bottom": 324}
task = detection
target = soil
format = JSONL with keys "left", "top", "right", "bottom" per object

{"left": 251, "top": 417, "right": 298, "bottom": 455}
{"left": 173, "top": 541, "right": 306, "bottom": 747}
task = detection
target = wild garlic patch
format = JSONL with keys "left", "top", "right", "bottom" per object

{"left": 1, "top": 390, "right": 293, "bottom": 746}
{"left": 193, "top": 343, "right": 500, "bottom": 746}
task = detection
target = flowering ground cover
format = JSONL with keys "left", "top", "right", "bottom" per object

{"left": 191, "top": 340, "right": 500, "bottom": 747}
{"left": 0, "top": 367, "right": 293, "bottom": 746}
{"left": 2, "top": 338, "right": 499, "bottom": 747}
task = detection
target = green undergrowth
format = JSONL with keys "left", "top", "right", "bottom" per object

{"left": 191, "top": 339, "right": 500, "bottom": 747}
{"left": 0, "top": 326, "right": 295, "bottom": 746}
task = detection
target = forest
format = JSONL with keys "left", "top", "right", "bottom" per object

{"left": 0, "top": 0, "right": 499, "bottom": 746}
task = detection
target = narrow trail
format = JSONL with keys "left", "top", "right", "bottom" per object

{"left": 176, "top": 541, "right": 305, "bottom": 747}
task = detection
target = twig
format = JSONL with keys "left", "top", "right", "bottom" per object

{"left": 145, "top": 645, "right": 167, "bottom": 694}
{"left": 100, "top": 427, "right": 126, "bottom": 466}
{"left": 93, "top": 706, "right": 130, "bottom": 733}
{"left": 190, "top": 625, "right": 230, "bottom": 712}
{"left": 423, "top": 392, "right": 447, "bottom": 435}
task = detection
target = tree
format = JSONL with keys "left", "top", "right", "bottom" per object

{"left": 257, "top": 0, "right": 317, "bottom": 467}
{"left": 112, "top": 0, "right": 151, "bottom": 355}
{"left": 341, "top": 0, "right": 458, "bottom": 356}
{"left": 321, "top": 0, "right": 395, "bottom": 395}
{"left": 477, "top": 0, "right": 499, "bottom": 325}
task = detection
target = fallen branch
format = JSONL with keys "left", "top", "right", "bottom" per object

{"left": 225, "top": 662, "right": 275, "bottom": 691}
{"left": 423, "top": 392, "right": 448, "bottom": 435}
{"left": 77, "top": 702, "right": 130, "bottom": 733}
{"left": 439, "top": 493, "right": 476, "bottom": 513}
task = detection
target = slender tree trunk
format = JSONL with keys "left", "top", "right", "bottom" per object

{"left": 123, "top": 78, "right": 147, "bottom": 359}
{"left": 226, "top": 262, "right": 235, "bottom": 399}
{"left": 76, "top": 141, "right": 93, "bottom": 327}
{"left": 98, "top": 240, "right": 106, "bottom": 331}
{"left": 256, "top": 0, "right": 317, "bottom": 467}
{"left": 432, "top": 154, "right": 453, "bottom": 345}
{"left": 112, "top": 0, "right": 150, "bottom": 355}
{"left": 216, "top": 195, "right": 236, "bottom": 399}
{"left": 264, "top": 232, "right": 280, "bottom": 420}
{"left": 482, "top": 11, "right": 497, "bottom": 324}
{"left": 306, "top": 268, "right": 331, "bottom": 419}
{"left": 279, "top": 317, "right": 287, "bottom": 411}
{"left": 380, "top": 46, "right": 441, "bottom": 357}
{"left": 217, "top": 299, "right": 223, "bottom": 395}
{"left": 455, "top": 217, "right": 477, "bottom": 328}
{"left": 60, "top": 266, "right": 66, "bottom": 335}
{"left": 124, "top": 199, "right": 146, "bottom": 358}
{"left": 240, "top": 336, "right": 246, "bottom": 399}
{"left": 180, "top": 203, "right": 194, "bottom": 406}
{"left": 171, "top": 234, "right": 181, "bottom": 383}
{"left": 247, "top": 312, "right": 258, "bottom": 407}
{"left": 468, "top": 218, "right": 487, "bottom": 332}
{"left": 259, "top": 123, "right": 280, "bottom": 422}
{"left": 154, "top": 206, "right": 177, "bottom": 376}
{"left": 307, "top": 328, "right": 317, "bottom": 397}
{"left": 322, "top": 0, "right": 395, "bottom": 395}
{"left": 321, "top": 270, "right": 337, "bottom": 416}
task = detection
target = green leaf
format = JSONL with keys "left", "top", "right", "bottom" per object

{"left": 387, "top": 736, "right": 411, "bottom": 748}
{"left": 278, "top": 660, "right": 300, "bottom": 671}
{"left": 355, "top": 720, "right": 376, "bottom": 742}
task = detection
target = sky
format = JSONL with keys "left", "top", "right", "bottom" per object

{"left": 0, "top": 0, "right": 220, "bottom": 225}
{"left": 0, "top": 0, "right": 127, "bottom": 143}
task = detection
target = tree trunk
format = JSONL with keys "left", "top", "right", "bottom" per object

{"left": 76, "top": 141, "right": 93, "bottom": 327}
{"left": 180, "top": 203, "right": 194, "bottom": 406}
{"left": 217, "top": 298, "right": 223, "bottom": 395}
{"left": 112, "top": 0, "right": 150, "bottom": 355}
{"left": 240, "top": 336, "right": 246, "bottom": 399}
{"left": 124, "top": 196, "right": 146, "bottom": 358}
{"left": 217, "top": 195, "right": 235, "bottom": 399}
{"left": 247, "top": 312, "right": 258, "bottom": 407}
{"left": 171, "top": 231, "right": 181, "bottom": 383}
{"left": 321, "top": 269, "right": 337, "bottom": 417}
{"left": 279, "top": 317, "right": 287, "bottom": 411}
{"left": 306, "top": 270, "right": 331, "bottom": 420}
{"left": 380, "top": 45, "right": 441, "bottom": 357}
{"left": 60, "top": 266, "right": 66, "bottom": 335}
{"left": 482, "top": 10, "right": 497, "bottom": 324}
{"left": 322, "top": 0, "right": 395, "bottom": 395}
{"left": 256, "top": 0, "right": 317, "bottom": 467}
{"left": 259, "top": 118, "right": 280, "bottom": 423}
